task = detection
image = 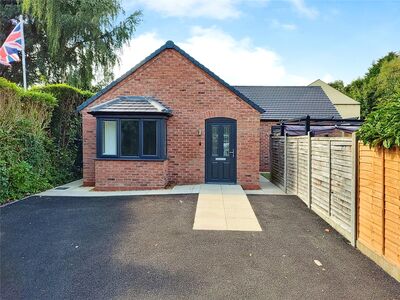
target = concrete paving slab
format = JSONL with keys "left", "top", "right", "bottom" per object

{"left": 38, "top": 179, "right": 201, "bottom": 197}
{"left": 193, "top": 184, "right": 262, "bottom": 231}
{"left": 224, "top": 208, "right": 256, "bottom": 219}
{"left": 193, "top": 217, "right": 227, "bottom": 231}
{"left": 245, "top": 175, "right": 286, "bottom": 195}
{"left": 226, "top": 218, "right": 262, "bottom": 231}
{"left": 38, "top": 175, "right": 282, "bottom": 198}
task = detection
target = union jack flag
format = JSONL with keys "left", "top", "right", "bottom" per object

{"left": 0, "top": 22, "right": 24, "bottom": 66}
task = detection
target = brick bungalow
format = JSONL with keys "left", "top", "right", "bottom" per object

{"left": 77, "top": 41, "right": 343, "bottom": 191}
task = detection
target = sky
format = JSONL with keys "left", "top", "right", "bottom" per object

{"left": 115, "top": 0, "right": 400, "bottom": 86}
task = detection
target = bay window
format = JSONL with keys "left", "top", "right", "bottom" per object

{"left": 96, "top": 117, "right": 166, "bottom": 160}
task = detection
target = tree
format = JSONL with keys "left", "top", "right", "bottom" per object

{"left": 357, "top": 98, "right": 400, "bottom": 149}
{"left": 328, "top": 80, "right": 345, "bottom": 93}
{"left": 0, "top": 0, "right": 48, "bottom": 86}
{"left": 329, "top": 51, "right": 399, "bottom": 118}
{"left": 375, "top": 57, "right": 400, "bottom": 103}
{"left": 0, "top": 0, "right": 142, "bottom": 90}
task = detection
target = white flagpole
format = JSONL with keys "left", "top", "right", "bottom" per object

{"left": 19, "top": 15, "right": 27, "bottom": 90}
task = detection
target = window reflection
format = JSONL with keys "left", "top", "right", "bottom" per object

{"left": 223, "top": 125, "right": 230, "bottom": 157}
{"left": 212, "top": 125, "right": 218, "bottom": 156}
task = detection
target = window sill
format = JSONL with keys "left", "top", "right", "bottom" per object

{"left": 95, "top": 157, "right": 168, "bottom": 162}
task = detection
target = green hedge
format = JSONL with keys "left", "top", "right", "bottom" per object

{"left": 0, "top": 77, "right": 93, "bottom": 203}
{"left": 358, "top": 97, "right": 400, "bottom": 149}
{"left": 0, "top": 120, "right": 54, "bottom": 200}
{"left": 33, "top": 84, "right": 94, "bottom": 183}
{"left": 0, "top": 77, "right": 57, "bottom": 106}
{"left": 0, "top": 78, "right": 57, "bottom": 202}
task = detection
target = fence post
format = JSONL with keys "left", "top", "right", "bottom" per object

{"left": 305, "top": 115, "right": 310, "bottom": 135}
{"left": 351, "top": 132, "right": 357, "bottom": 247}
{"left": 307, "top": 132, "right": 312, "bottom": 208}
{"left": 280, "top": 123, "right": 285, "bottom": 136}
{"left": 284, "top": 133, "right": 288, "bottom": 193}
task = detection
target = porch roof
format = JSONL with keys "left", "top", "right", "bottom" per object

{"left": 88, "top": 96, "right": 172, "bottom": 116}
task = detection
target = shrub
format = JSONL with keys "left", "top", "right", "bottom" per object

{"left": 0, "top": 77, "right": 56, "bottom": 135}
{"left": 0, "top": 120, "right": 52, "bottom": 201}
{"left": 33, "top": 84, "right": 94, "bottom": 179}
{"left": 0, "top": 77, "right": 57, "bottom": 106}
{"left": 357, "top": 97, "right": 400, "bottom": 149}
{"left": 0, "top": 77, "right": 93, "bottom": 203}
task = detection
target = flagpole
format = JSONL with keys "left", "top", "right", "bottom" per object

{"left": 19, "top": 15, "right": 27, "bottom": 90}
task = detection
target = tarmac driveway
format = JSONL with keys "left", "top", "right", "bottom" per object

{"left": 1, "top": 194, "right": 399, "bottom": 299}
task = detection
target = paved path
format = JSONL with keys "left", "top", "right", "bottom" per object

{"left": 245, "top": 175, "right": 286, "bottom": 195}
{"left": 193, "top": 184, "right": 262, "bottom": 231}
{"left": 39, "top": 179, "right": 201, "bottom": 197}
{"left": 38, "top": 175, "right": 286, "bottom": 198}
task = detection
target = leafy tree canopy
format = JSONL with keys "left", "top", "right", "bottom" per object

{"left": 375, "top": 57, "right": 400, "bottom": 103}
{"left": 0, "top": 0, "right": 141, "bottom": 90}
{"left": 328, "top": 80, "right": 346, "bottom": 93}
{"left": 329, "top": 52, "right": 400, "bottom": 118}
{"left": 357, "top": 97, "right": 400, "bottom": 149}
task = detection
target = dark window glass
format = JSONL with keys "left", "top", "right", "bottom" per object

{"left": 212, "top": 125, "right": 218, "bottom": 157}
{"left": 121, "top": 120, "right": 139, "bottom": 156}
{"left": 223, "top": 125, "right": 230, "bottom": 157}
{"left": 98, "top": 118, "right": 165, "bottom": 159}
{"left": 143, "top": 121, "right": 157, "bottom": 155}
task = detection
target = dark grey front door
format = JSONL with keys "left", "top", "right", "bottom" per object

{"left": 205, "top": 118, "right": 237, "bottom": 183}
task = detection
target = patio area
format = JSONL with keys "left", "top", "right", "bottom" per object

{"left": 38, "top": 175, "right": 286, "bottom": 197}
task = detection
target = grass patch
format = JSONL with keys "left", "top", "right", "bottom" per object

{"left": 261, "top": 172, "right": 271, "bottom": 180}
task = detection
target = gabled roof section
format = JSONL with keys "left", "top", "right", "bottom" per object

{"left": 234, "top": 86, "right": 341, "bottom": 121}
{"left": 77, "top": 41, "right": 265, "bottom": 113}
{"left": 88, "top": 96, "right": 172, "bottom": 115}
{"left": 309, "top": 79, "right": 360, "bottom": 105}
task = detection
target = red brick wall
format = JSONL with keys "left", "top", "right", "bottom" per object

{"left": 82, "top": 113, "right": 96, "bottom": 186}
{"left": 260, "top": 121, "right": 277, "bottom": 172}
{"left": 94, "top": 160, "right": 168, "bottom": 191}
{"left": 82, "top": 48, "right": 260, "bottom": 190}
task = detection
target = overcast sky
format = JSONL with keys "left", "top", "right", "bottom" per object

{"left": 116, "top": 0, "right": 400, "bottom": 86}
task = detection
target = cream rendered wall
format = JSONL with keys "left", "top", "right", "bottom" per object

{"left": 309, "top": 79, "right": 360, "bottom": 118}
{"left": 334, "top": 104, "right": 361, "bottom": 118}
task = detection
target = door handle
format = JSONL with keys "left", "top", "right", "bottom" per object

{"left": 230, "top": 149, "right": 235, "bottom": 158}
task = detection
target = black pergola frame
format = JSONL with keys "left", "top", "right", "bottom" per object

{"left": 271, "top": 115, "right": 363, "bottom": 136}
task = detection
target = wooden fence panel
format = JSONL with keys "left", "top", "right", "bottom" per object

{"left": 286, "top": 139, "right": 298, "bottom": 195}
{"left": 271, "top": 136, "right": 399, "bottom": 280}
{"left": 271, "top": 136, "right": 355, "bottom": 242}
{"left": 311, "top": 140, "right": 330, "bottom": 215}
{"left": 357, "top": 145, "right": 400, "bottom": 281}
{"left": 384, "top": 148, "right": 400, "bottom": 268}
{"left": 271, "top": 137, "right": 285, "bottom": 189}
{"left": 330, "top": 140, "right": 353, "bottom": 233}
{"left": 358, "top": 144, "right": 385, "bottom": 254}
{"left": 297, "top": 138, "right": 309, "bottom": 204}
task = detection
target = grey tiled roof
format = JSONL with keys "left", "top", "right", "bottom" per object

{"left": 234, "top": 86, "right": 341, "bottom": 120}
{"left": 88, "top": 96, "right": 172, "bottom": 115}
